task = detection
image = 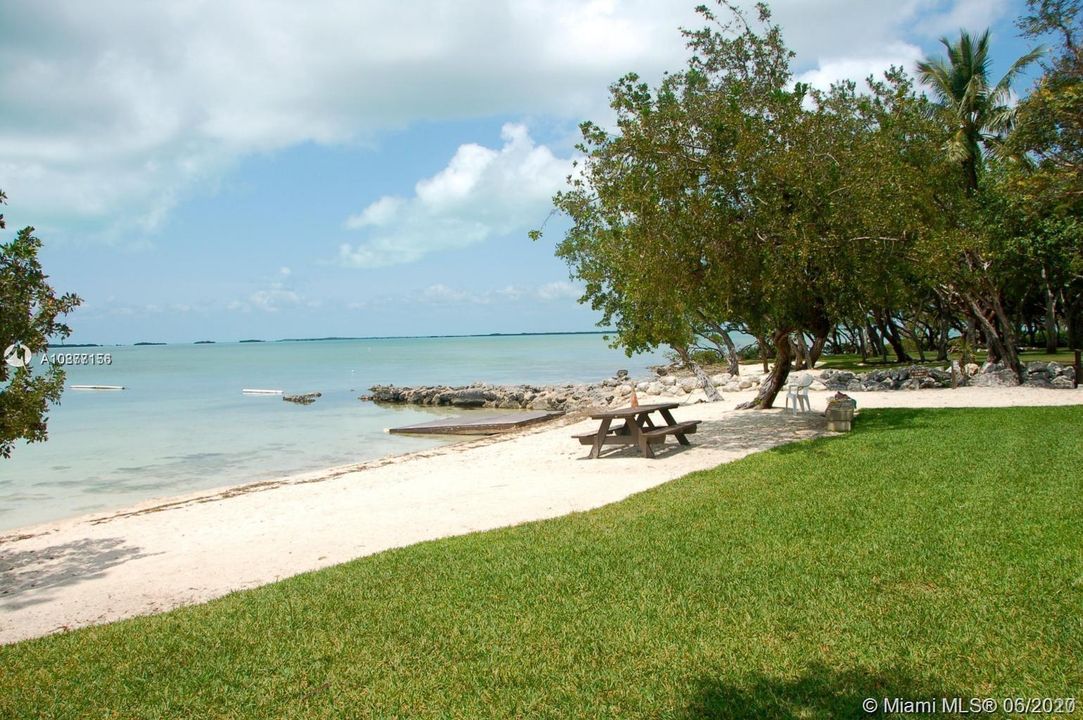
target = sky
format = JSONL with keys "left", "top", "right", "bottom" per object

{"left": 0, "top": 0, "right": 1044, "bottom": 344}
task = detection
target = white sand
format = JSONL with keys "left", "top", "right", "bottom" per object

{"left": 1, "top": 384, "right": 1079, "bottom": 644}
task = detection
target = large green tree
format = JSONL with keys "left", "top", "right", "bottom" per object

{"left": 916, "top": 30, "right": 1045, "bottom": 379}
{"left": 538, "top": 2, "right": 931, "bottom": 408}
{"left": 1008, "top": 0, "right": 1083, "bottom": 349}
{"left": 0, "top": 191, "right": 82, "bottom": 458}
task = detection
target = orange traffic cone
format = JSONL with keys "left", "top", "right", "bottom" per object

{"left": 630, "top": 387, "right": 639, "bottom": 408}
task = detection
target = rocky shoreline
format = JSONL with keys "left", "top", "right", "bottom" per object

{"left": 820, "top": 360, "right": 1077, "bottom": 392}
{"left": 359, "top": 360, "right": 1077, "bottom": 411}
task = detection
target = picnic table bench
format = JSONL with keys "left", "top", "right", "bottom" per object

{"left": 573, "top": 402, "right": 700, "bottom": 459}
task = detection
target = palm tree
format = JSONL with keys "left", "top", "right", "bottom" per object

{"left": 917, "top": 29, "right": 1043, "bottom": 193}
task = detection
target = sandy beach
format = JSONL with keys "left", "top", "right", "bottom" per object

{"left": 1, "top": 384, "right": 1080, "bottom": 645}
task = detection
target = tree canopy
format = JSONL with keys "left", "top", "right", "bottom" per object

{"left": 536, "top": 0, "right": 1079, "bottom": 406}
{"left": 0, "top": 191, "right": 82, "bottom": 458}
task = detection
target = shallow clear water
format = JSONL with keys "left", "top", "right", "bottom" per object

{"left": 0, "top": 335, "right": 663, "bottom": 530}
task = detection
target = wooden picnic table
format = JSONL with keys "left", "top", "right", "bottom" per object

{"left": 574, "top": 402, "right": 700, "bottom": 459}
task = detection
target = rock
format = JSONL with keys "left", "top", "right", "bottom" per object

{"left": 618, "top": 384, "right": 632, "bottom": 396}
{"left": 971, "top": 369, "right": 1020, "bottom": 387}
{"left": 660, "top": 375, "right": 678, "bottom": 387}
{"left": 723, "top": 382, "right": 741, "bottom": 392}
{"left": 283, "top": 392, "right": 321, "bottom": 405}
{"left": 680, "top": 377, "right": 699, "bottom": 392}
{"left": 711, "top": 374, "right": 731, "bottom": 386}
{"left": 965, "top": 363, "right": 980, "bottom": 376}
{"left": 616, "top": 369, "right": 629, "bottom": 379}
{"left": 648, "top": 381, "right": 665, "bottom": 395}
{"left": 637, "top": 381, "right": 651, "bottom": 392}
{"left": 738, "top": 379, "right": 754, "bottom": 389}
{"left": 1051, "top": 376, "right": 1074, "bottom": 389}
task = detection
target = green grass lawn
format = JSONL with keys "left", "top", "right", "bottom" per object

{"left": 814, "top": 349, "right": 1081, "bottom": 373}
{"left": 2, "top": 407, "right": 1081, "bottom": 718}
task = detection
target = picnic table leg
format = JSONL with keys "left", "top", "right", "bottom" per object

{"left": 630, "top": 420, "right": 655, "bottom": 458}
{"left": 658, "top": 407, "right": 691, "bottom": 446}
{"left": 589, "top": 417, "right": 612, "bottom": 459}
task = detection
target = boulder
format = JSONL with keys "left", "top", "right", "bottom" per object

{"left": 283, "top": 392, "right": 321, "bottom": 405}
{"left": 971, "top": 369, "right": 1020, "bottom": 387}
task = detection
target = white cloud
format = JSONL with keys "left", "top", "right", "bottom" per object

{"left": 410, "top": 281, "right": 582, "bottom": 305}
{"left": 536, "top": 281, "right": 582, "bottom": 301}
{"left": 340, "top": 123, "right": 576, "bottom": 267}
{"left": 796, "top": 43, "right": 926, "bottom": 90}
{"left": 227, "top": 282, "right": 305, "bottom": 312}
{"left": 419, "top": 284, "right": 472, "bottom": 304}
{"left": 1, "top": 1, "right": 1019, "bottom": 238}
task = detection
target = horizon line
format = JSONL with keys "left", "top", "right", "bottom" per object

{"left": 49, "top": 330, "right": 615, "bottom": 347}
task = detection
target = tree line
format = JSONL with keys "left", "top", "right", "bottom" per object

{"left": 534, "top": 0, "right": 1082, "bottom": 408}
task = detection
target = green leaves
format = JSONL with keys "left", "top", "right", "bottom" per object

{"left": 0, "top": 195, "right": 83, "bottom": 458}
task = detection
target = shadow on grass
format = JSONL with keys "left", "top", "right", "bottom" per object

{"left": 683, "top": 661, "right": 967, "bottom": 719}
{"left": 0, "top": 537, "right": 158, "bottom": 610}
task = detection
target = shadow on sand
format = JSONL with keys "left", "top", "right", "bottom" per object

{"left": 582, "top": 408, "right": 828, "bottom": 460}
{"left": 0, "top": 536, "right": 157, "bottom": 610}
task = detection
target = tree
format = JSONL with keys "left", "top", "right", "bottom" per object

{"left": 1009, "top": 0, "right": 1083, "bottom": 349}
{"left": 916, "top": 31, "right": 1045, "bottom": 379}
{"left": 916, "top": 30, "right": 1043, "bottom": 193}
{"left": 537, "top": 2, "right": 930, "bottom": 408}
{"left": 0, "top": 191, "right": 82, "bottom": 458}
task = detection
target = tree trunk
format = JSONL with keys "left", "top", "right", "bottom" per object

{"left": 758, "top": 335, "right": 770, "bottom": 374}
{"left": 737, "top": 329, "right": 792, "bottom": 409}
{"left": 875, "top": 311, "right": 912, "bottom": 363}
{"left": 969, "top": 296, "right": 1023, "bottom": 381}
{"left": 807, "top": 332, "right": 827, "bottom": 369}
{"left": 856, "top": 325, "right": 869, "bottom": 361}
{"left": 795, "top": 333, "right": 811, "bottom": 370}
{"left": 675, "top": 346, "right": 722, "bottom": 402}
{"left": 962, "top": 314, "right": 977, "bottom": 366}
{"left": 936, "top": 316, "right": 949, "bottom": 361}
{"left": 1067, "top": 288, "right": 1083, "bottom": 350}
{"left": 866, "top": 323, "right": 886, "bottom": 360}
{"left": 1042, "top": 266, "right": 1059, "bottom": 354}
{"left": 718, "top": 330, "right": 740, "bottom": 376}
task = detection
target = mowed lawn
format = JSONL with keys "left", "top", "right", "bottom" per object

{"left": 2, "top": 407, "right": 1080, "bottom": 719}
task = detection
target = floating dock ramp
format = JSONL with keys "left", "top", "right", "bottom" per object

{"left": 389, "top": 411, "right": 562, "bottom": 436}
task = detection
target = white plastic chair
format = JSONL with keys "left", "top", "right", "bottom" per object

{"left": 784, "top": 374, "right": 813, "bottom": 415}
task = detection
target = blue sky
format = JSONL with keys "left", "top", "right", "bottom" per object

{"left": 1, "top": 0, "right": 1044, "bottom": 344}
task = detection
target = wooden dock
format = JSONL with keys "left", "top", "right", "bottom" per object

{"left": 389, "top": 411, "right": 562, "bottom": 436}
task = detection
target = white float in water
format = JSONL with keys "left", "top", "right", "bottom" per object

{"left": 242, "top": 388, "right": 283, "bottom": 395}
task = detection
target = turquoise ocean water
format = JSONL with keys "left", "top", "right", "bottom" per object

{"left": 0, "top": 335, "right": 663, "bottom": 531}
